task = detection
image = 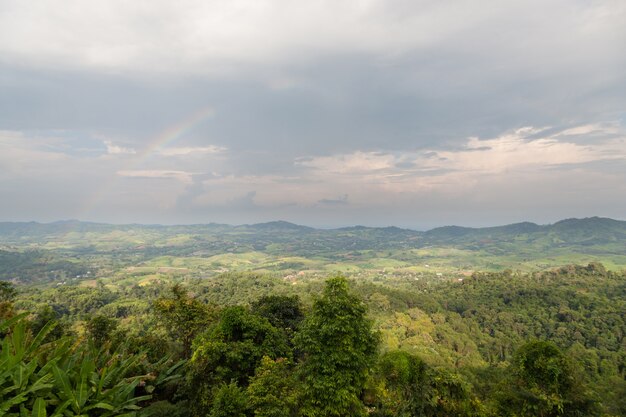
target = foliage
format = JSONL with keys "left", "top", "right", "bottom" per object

{"left": 368, "top": 350, "right": 428, "bottom": 416}
{"left": 187, "top": 306, "right": 290, "bottom": 415}
{"left": 294, "top": 276, "right": 379, "bottom": 417}
{"left": 0, "top": 281, "right": 17, "bottom": 322}
{"left": 0, "top": 281, "right": 17, "bottom": 302}
{"left": 209, "top": 382, "right": 249, "bottom": 417}
{"left": 140, "top": 400, "right": 188, "bottom": 417}
{"left": 2, "top": 257, "right": 626, "bottom": 415}
{"left": 153, "top": 284, "right": 214, "bottom": 358}
{"left": 497, "top": 340, "right": 599, "bottom": 416}
{"left": 29, "top": 305, "right": 66, "bottom": 343}
{"left": 246, "top": 356, "right": 297, "bottom": 417}
{"left": 0, "top": 314, "right": 151, "bottom": 416}
{"left": 85, "top": 314, "right": 118, "bottom": 348}
{"left": 251, "top": 295, "right": 304, "bottom": 332}
{"left": 370, "top": 350, "right": 483, "bottom": 416}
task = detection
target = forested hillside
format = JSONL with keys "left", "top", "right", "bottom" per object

{"left": 1, "top": 263, "right": 625, "bottom": 416}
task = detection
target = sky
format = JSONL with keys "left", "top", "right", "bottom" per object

{"left": 1, "top": 0, "right": 625, "bottom": 229}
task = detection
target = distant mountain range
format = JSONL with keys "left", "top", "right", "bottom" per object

{"left": 1, "top": 216, "right": 625, "bottom": 256}
{"left": 1, "top": 217, "right": 626, "bottom": 279}
{"left": 2, "top": 216, "right": 625, "bottom": 242}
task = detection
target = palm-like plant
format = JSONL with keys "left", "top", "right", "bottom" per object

{"left": 0, "top": 314, "right": 152, "bottom": 416}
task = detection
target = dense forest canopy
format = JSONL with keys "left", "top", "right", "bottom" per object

{"left": 1, "top": 265, "right": 625, "bottom": 415}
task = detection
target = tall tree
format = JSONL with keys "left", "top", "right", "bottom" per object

{"left": 294, "top": 276, "right": 378, "bottom": 417}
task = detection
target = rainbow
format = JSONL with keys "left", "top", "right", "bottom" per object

{"left": 132, "top": 106, "right": 215, "bottom": 165}
{"left": 76, "top": 106, "right": 215, "bottom": 219}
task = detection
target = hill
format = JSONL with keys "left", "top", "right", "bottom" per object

{"left": 0, "top": 217, "right": 625, "bottom": 283}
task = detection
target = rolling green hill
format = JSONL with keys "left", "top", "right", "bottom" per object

{"left": 1, "top": 217, "right": 625, "bottom": 283}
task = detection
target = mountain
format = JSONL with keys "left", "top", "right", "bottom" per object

{"left": 423, "top": 217, "right": 626, "bottom": 246}
{"left": 242, "top": 220, "right": 315, "bottom": 232}
{"left": 1, "top": 217, "right": 625, "bottom": 245}
{"left": 1, "top": 217, "right": 625, "bottom": 268}
{"left": 549, "top": 217, "right": 626, "bottom": 243}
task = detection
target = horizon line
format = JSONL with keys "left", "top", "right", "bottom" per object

{"left": 0, "top": 215, "right": 622, "bottom": 233}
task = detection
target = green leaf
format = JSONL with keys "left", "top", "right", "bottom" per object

{"left": 27, "top": 321, "right": 58, "bottom": 357}
{"left": 77, "top": 359, "right": 94, "bottom": 408}
{"left": 0, "top": 393, "right": 28, "bottom": 414}
{"left": 0, "top": 312, "right": 28, "bottom": 333}
{"left": 31, "top": 398, "right": 47, "bottom": 417}
{"left": 52, "top": 365, "right": 77, "bottom": 411}
{"left": 83, "top": 402, "right": 115, "bottom": 411}
{"left": 49, "top": 399, "right": 71, "bottom": 417}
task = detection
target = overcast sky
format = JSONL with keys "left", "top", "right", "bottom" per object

{"left": 1, "top": 0, "right": 625, "bottom": 228}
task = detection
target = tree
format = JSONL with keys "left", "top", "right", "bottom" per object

{"left": 188, "top": 306, "right": 290, "bottom": 416}
{"left": 86, "top": 314, "right": 118, "bottom": 348}
{"left": 369, "top": 350, "right": 427, "bottom": 416}
{"left": 0, "top": 281, "right": 17, "bottom": 302}
{"left": 294, "top": 276, "right": 379, "bottom": 417}
{"left": 30, "top": 305, "right": 66, "bottom": 342}
{"left": 498, "top": 340, "right": 599, "bottom": 416}
{"left": 247, "top": 356, "right": 297, "bottom": 417}
{"left": 153, "top": 284, "right": 214, "bottom": 358}
{"left": 370, "top": 351, "right": 483, "bottom": 417}
{"left": 0, "top": 281, "right": 17, "bottom": 321}
{"left": 209, "top": 382, "right": 249, "bottom": 417}
{"left": 251, "top": 295, "right": 304, "bottom": 332}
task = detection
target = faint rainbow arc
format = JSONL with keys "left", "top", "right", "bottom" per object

{"left": 76, "top": 106, "right": 215, "bottom": 220}
{"left": 131, "top": 106, "right": 215, "bottom": 166}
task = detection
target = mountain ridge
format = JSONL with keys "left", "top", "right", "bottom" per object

{"left": 2, "top": 216, "right": 626, "bottom": 280}
{"left": 1, "top": 216, "right": 624, "bottom": 234}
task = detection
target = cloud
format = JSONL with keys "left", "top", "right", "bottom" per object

{"left": 1, "top": 122, "right": 625, "bottom": 226}
{"left": 555, "top": 123, "right": 620, "bottom": 138}
{"left": 159, "top": 145, "right": 226, "bottom": 156}
{"left": 229, "top": 191, "right": 258, "bottom": 210}
{"left": 296, "top": 123, "right": 626, "bottom": 195}
{"left": 104, "top": 140, "right": 136, "bottom": 155}
{"left": 1, "top": 2, "right": 625, "bottom": 226}
{"left": 319, "top": 194, "right": 349, "bottom": 206}
{"left": 0, "top": 0, "right": 623, "bottom": 78}
{"left": 297, "top": 151, "right": 395, "bottom": 174}
{"left": 117, "top": 169, "right": 193, "bottom": 183}
{"left": 0, "top": 130, "right": 72, "bottom": 178}
{"left": 1, "top": 1, "right": 624, "bottom": 163}
{"left": 169, "top": 122, "right": 625, "bottom": 217}
{"left": 428, "top": 131, "right": 621, "bottom": 174}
